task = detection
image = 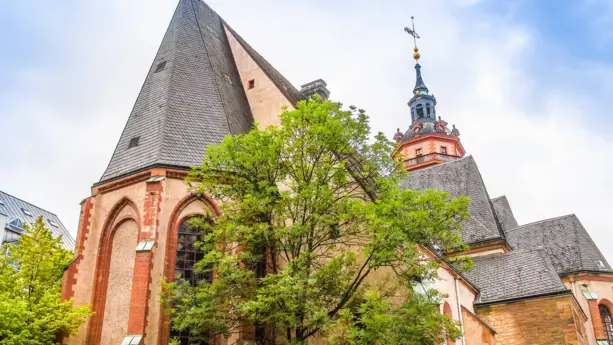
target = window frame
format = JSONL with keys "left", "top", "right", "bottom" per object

{"left": 600, "top": 304, "right": 613, "bottom": 344}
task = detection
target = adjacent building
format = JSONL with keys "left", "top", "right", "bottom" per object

{"left": 61, "top": 1, "right": 613, "bottom": 344}
{"left": 0, "top": 190, "right": 74, "bottom": 250}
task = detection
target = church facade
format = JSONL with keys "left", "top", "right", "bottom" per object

{"left": 62, "top": 1, "right": 613, "bottom": 345}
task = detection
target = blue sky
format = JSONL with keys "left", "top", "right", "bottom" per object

{"left": 1, "top": 0, "right": 612, "bottom": 262}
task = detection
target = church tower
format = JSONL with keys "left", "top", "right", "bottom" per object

{"left": 61, "top": 1, "right": 319, "bottom": 344}
{"left": 393, "top": 19, "right": 465, "bottom": 171}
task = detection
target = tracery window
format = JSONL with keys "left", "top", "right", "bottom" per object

{"left": 171, "top": 217, "right": 211, "bottom": 345}
{"left": 600, "top": 304, "right": 613, "bottom": 344}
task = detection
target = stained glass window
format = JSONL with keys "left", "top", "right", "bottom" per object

{"left": 171, "top": 218, "right": 211, "bottom": 345}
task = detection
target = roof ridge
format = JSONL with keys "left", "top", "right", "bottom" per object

{"left": 0, "top": 190, "right": 60, "bottom": 218}
{"left": 490, "top": 195, "right": 507, "bottom": 201}
{"left": 505, "top": 214, "right": 576, "bottom": 234}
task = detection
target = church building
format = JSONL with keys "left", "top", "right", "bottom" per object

{"left": 62, "top": 1, "right": 613, "bottom": 344}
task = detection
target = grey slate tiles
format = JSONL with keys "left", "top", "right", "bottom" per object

{"left": 0, "top": 190, "right": 75, "bottom": 250}
{"left": 400, "top": 156, "right": 504, "bottom": 244}
{"left": 100, "top": 0, "right": 255, "bottom": 182}
{"left": 464, "top": 249, "right": 568, "bottom": 305}
{"left": 505, "top": 214, "right": 612, "bottom": 275}
{"left": 491, "top": 195, "right": 518, "bottom": 233}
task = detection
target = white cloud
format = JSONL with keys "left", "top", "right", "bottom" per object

{"left": 2, "top": 0, "right": 612, "bottom": 264}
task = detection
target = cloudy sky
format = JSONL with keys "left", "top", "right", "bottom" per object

{"left": 1, "top": 0, "right": 612, "bottom": 261}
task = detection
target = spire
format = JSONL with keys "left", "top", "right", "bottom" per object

{"left": 414, "top": 63, "right": 429, "bottom": 94}
{"left": 98, "top": 0, "right": 304, "bottom": 183}
{"left": 404, "top": 17, "right": 429, "bottom": 95}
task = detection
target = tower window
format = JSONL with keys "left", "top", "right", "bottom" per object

{"left": 600, "top": 304, "right": 613, "bottom": 344}
{"left": 441, "top": 147, "right": 447, "bottom": 155}
{"left": 416, "top": 104, "right": 424, "bottom": 119}
{"left": 128, "top": 137, "right": 140, "bottom": 149}
{"left": 248, "top": 79, "right": 255, "bottom": 89}
{"left": 426, "top": 103, "right": 431, "bottom": 117}
{"left": 154, "top": 61, "right": 166, "bottom": 73}
{"left": 416, "top": 148, "right": 422, "bottom": 157}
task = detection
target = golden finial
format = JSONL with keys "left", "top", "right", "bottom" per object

{"left": 404, "top": 16, "right": 421, "bottom": 62}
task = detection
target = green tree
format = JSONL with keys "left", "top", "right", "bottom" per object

{"left": 164, "top": 98, "right": 471, "bottom": 345}
{"left": 0, "top": 217, "right": 91, "bottom": 344}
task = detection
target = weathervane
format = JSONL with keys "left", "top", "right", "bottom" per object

{"left": 404, "top": 16, "right": 421, "bottom": 62}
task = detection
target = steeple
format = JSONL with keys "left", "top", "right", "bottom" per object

{"left": 394, "top": 18, "right": 465, "bottom": 171}
{"left": 97, "top": 0, "right": 305, "bottom": 184}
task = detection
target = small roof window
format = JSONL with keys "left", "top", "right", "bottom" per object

{"left": 224, "top": 73, "right": 233, "bottom": 85}
{"left": 121, "top": 335, "right": 143, "bottom": 345}
{"left": 0, "top": 199, "right": 4, "bottom": 206}
{"left": 128, "top": 137, "right": 140, "bottom": 149}
{"left": 22, "top": 208, "right": 33, "bottom": 217}
{"left": 154, "top": 61, "right": 166, "bottom": 73}
{"left": 48, "top": 219, "right": 59, "bottom": 228}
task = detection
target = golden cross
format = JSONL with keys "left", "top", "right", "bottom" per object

{"left": 404, "top": 16, "right": 420, "bottom": 49}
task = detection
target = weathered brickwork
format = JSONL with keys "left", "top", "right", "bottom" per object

{"left": 62, "top": 197, "right": 94, "bottom": 301}
{"left": 462, "top": 307, "right": 496, "bottom": 345}
{"left": 475, "top": 294, "right": 586, "bottom": 345}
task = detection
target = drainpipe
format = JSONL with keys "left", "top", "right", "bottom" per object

{"left": 454, "top": 277, "right": 466, "bottom": 345}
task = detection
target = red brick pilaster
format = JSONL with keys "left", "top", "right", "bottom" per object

{"left": 126, "top": 181, "right": 163, "bottom": 336}
{"left": 589, "top": 299, "right": 605, "bottom": 340}
{"left": 62, "top": 197, "right": 94, "bottom": 301}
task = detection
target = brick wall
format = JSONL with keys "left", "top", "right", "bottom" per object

{"left": 462, "top": 306, "right": 495, "bottom": 345}
{"left": 476, "top": 294, "right": 585, "bottom": 345}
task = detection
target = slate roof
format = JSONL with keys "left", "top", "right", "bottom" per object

{"left": 0, "top": 190, "right": 75, "bottom": 251}
{"left": 100, "top": 0, "right": 261, "bottom": 182}
{"left": 464, "top": 249, "right": 568, "bottom": 305}
{"left": 491, "top": 195, "right": 518, "bottom": 232}
{"left": 400, "top": 156, "right": 505, "bottom": 244}
{"left": 505, "top": 214, "right": 612, "bottom": 275}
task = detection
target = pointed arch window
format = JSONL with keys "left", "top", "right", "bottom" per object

{"left": 416, "top": 104, "right": 424, "bottom": 119}
{"left": 171, "top": 217, "right": 212, "bottom": 345}
{"left": 600, "top": 304, "right": 613, "bottom": 344}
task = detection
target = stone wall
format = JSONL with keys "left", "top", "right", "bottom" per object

{"left": 475, "top": 294, "right": 586, "bottom": 345}
{"left": 224, "top": 26, "right": 295, "bottom": 128}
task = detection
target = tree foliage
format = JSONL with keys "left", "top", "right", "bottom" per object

{"left": 0, "top": 217, "right": 91, "bottom": 345}
{"left": 165, "top": 98, "right": 471, "bottom": 345}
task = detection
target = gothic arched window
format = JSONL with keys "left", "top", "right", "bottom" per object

{"left": 416, "top": 104, "right": 424, "bottom": 118}
{"left": 171, "top": 217, "right": 212, "bottom": 345}
{"left": 600, "top": 304, "right": 613, "bottom": 343}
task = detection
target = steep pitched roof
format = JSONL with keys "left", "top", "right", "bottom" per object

{"left": 400, "top": 156, "right": 505, "bottom": 244}
{"left": 0, "top": 190, "right": 75, "bottom": 250}
{"left": 505, "top": 214, "right": 612, "bottom": 275}
{"left": 100, "top": 0, "right": 256, "bottom": 182}
{"left": 465, "top": 250, "right": 568, "bottom": 305}
{"left": 491, "top": 195, "right": 518, "bottom": 232}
